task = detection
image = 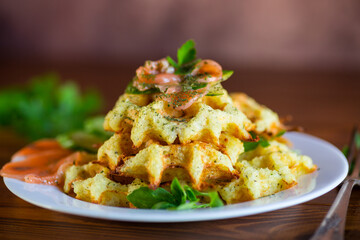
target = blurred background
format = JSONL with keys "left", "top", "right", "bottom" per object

{"left": 1, "top": 0, "right": 360, "bottom": 69}
{"left": 0, "top": 0, "right": 359, "bottom": 146}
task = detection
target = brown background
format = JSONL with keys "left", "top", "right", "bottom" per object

{"left": 1, "top": 0, "right": 360, "bottom": 70}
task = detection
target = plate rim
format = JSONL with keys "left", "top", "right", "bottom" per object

{"left": 3, "top": 132, "right": 348, "bottom": 222}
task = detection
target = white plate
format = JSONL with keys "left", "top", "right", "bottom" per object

{"left": 3, "top": 132, "right": 348, "bottom": 222}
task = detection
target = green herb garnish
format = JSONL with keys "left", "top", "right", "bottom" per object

{"left": 274, "top": 130, "right": 286, "bottom": 138}
{"left": 356, "top": 132, "right": 360, "bottom": 149}
{"left": 0, "top": 73, "right": 102, "bottom": 140}
{"left": 243, "top": 130, "right": 287, "bottom": 152}
{"left": 126, "top": 177, "right": 224, "bottom": 210}
{"left": 125, "top": 80, "right": 160, "bottom": 95}
{"left": 222, "top": 70, "right": 234, "bottom": 81}
{"left": 342, "top": 145, "right": 349, "bottom": 157}
{"left": 244, "top": 132, "right": 270, "bottom": 152}
{"left": 56, "top": 116, "right": 112, "bottom": 153}
{"left": 167, "top": 40, "right": 197, "bottom": 71}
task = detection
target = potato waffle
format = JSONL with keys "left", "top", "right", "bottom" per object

{"left": 104, "top": 92, "right": 254, "bottom": 146}
{"left": 219, "top": 141, "right": 317, "bottom": 203}
{"left": 230, "top": 93, "right": 283, "bottom": 135}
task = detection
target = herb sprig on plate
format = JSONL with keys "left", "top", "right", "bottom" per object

{"left": 127, "top": 178, "right": 224, "bottom": 210}
{"left": 243, "top": 130, "right": 286, "bottom": 152}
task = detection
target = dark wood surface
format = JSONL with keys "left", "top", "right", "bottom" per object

{"left": 0, "top": 62, "right": 359, "bottom": 240}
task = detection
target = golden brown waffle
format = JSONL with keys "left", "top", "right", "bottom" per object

{"left": 104, "top": 92, "right": 254, "bottom": 147}
{"left": 117, "top": 141, "right": 242, "bottom": 190}
{"left": 230, "top": 93, "right": 283, "bottom": 135}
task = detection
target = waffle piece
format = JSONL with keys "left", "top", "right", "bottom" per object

{"left": 230, "top": 93, "right": 283, "bottom": 135}
{"left": 64, "top": 161, "right": 148, "bottom": 207}
{"left": 97, "top": 132, "right": 140, "bottom": 170}
{"left": 219, "top": 141, "right": 316, "bottom": 204}
{"left": 73, "top": 172, "right": 129, "bottom": 206}
{"left": 104, "top": 92, "right": 254, "bottom": 147}
{"left": 98, "top": 131, "right": 244, "bottom": 171}
{"left": 117, "top": 142, "right": 240, "bottom": 190}
{"left": 63, "top": 162, "right": 108, "bottom": 193}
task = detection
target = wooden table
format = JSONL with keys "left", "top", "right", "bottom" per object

{"left": 0, "top": 62, "right": 359, "bottom": 240}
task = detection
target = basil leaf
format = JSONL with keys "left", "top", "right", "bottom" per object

{"left": 222, "top": 70, "right": 233, "bottom": 81}
{"left": 259, "top": 136, "right": 270, "bottom": 148}
{"left": 244, "top": 132, "right": 270, "bottom": 152}
{"left": 208, "top": 192, "right": 224, "bottom": 207}
{"left": 127, "top": 179, "right": 224, "bottom": 210}
{"left": 177, "top": 40, "right": 196, "bottom": 66}
{"left": 151, "top": 202, "right": 176, "bottom": 210}
{"left": 151, "top": 187, "right": 178, "bottom": 205}
{"left": 275, "top": 130, "right": 286, "bottom": 138}
{"left": 126, "top": 187, "right": 161, "bottom": 209}
{"left": 244, "top": 141, "right": 259, "bottom": 152}
{"left": 166, "top": 56, "right": 178, "bottom": 68}
{"left": 176, "top": 201, "right": 203, "bottom": 210}
{"left": 170, "top": 178, "right": 186, "bottom": 205}
{"left": 184, "top": 185, "right": 198, "bottom": 202}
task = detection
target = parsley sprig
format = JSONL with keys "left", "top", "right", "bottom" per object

{"left": 127, "top": 178, "right": 224, "bottom": 210}
{"left": 243, "top": 130, "right": 286, "bottom": 152}
{"left": 167, "top": 40, "right": 198, "bottom": 75}
{"left": 166, "top": 40, "right": 234, "bottom": 80}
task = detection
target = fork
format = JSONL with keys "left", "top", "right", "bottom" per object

{"left": 310, "top": 126, "right": 360, "bottom": 240}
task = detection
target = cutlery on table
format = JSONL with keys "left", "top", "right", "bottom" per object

{"left": 310, "top": 126, "right": 359, "bottom": 240}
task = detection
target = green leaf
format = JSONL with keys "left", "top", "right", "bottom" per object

{"left": 355, "top": 132, "right": 360, "bottom": 149}
{"left": 177, "top": 40, "right": 196, "bottom": 66}
{"left": 184, "top": 185, "right": 198, "bottom": 202}
{"left": 222, "top": 70, "right": 233, "bottom": 81}
{"left": 275, "top": 130, "right": 286, "bottom": 138}
{"left": 151, "top": 202, "right": 176, "bottom": 210}
{"left": 126, "top": 187, "right": 161, "bottom": 209}
{"left": 244, "top": 141, "right": 259, "bottom": 152}
{"left": 126, "top": 186, "right": 178, "bottom": 209}
{"left": 0, "top": 73, "right": 103, "bottom": 140}
{"left": 176, "top": 201, "right": 203, "bottom": 210}
{"left": 259, "top": 136, "right": 270, "bottom": 148}
{"left": 244, "top": 132, "right": 270, "bottom": 152}
{"left": 208, "top": 192, "right": 224, "bottom": 207}
{"left": 166, "top": 56, "right": 178, "bottom": 68}
{"left": 151, "top": 187, "right": 178, "bottom": 205}
{"left": 56, "top": 131, "right": 104, "bottom": 153}
{"left": 84, "top": 116, "right": 112, "bottom": 140}
{"left": 125, "top": 81, "right": 160, "bottom": 95}
{"left": 191, "top": 82, "right": 208, "bottom": 90}
{"left": 171, "top": 178, "right": 186, "bottom": 205}
{"left": 126, "top": 178, "right": 224, "bottom": 210}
